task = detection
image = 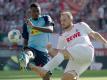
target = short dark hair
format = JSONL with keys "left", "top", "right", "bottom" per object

{"left": 30, "top": 2, "right": 40, "bottom": 8}
{"left": 30, "top": 2, "right": 41, "bottom": 14}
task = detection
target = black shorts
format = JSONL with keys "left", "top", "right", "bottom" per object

{"left": 24, "top": 47, "right": 49, "bottom": 67}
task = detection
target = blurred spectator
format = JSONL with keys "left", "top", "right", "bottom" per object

{"left": 97, "top": 4, "right": 105, "bottom": 30}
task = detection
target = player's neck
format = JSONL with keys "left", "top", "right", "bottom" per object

{"left": 32, "top": 17, "right": 38, "bottom": 20}
{"left": 64, "top": 24, "right": 74, "bottom": 32}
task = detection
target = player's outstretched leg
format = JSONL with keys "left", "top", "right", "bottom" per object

{"left": 29, "top": 63, "right": 52, "bottom": 80}
{"left": 29, "top": 63, "right": 49, "bottom": 77}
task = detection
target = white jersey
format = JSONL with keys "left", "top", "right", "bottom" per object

{"left": 44, "top": 22, "right": 94, "bottom": 75}
{"left": 57, "top": 22, "right": 94, "bottom": 75}
{"left": 57, "top": 22, "right": 93, "bottom": 49}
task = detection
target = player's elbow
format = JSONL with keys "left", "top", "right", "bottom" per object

{"left": 47, "top": 26, "right": 54, "bottom": 33}
{"left": 92, "top": 32, "right": 101, "bottom": 40}
{"left": 49, "top": 29, "right": 54, "bottom": 33}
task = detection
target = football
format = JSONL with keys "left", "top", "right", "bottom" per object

{"left": 8, "top": 29, "right": 22, "bottom": 43}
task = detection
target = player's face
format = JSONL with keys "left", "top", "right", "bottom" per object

{"left": 60, "top": 14, "right": 72, "bottom": 29}
{"left": 30, "top": 7, "right": 40, "bottom": 19}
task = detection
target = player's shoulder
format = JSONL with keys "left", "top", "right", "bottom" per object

{"left": 41, "top": 15, "right": 53, "bottom": 22}
{"left": 74, "top": 22, "right": 89, "bottom": 29}
{"left": 79, "top": 22, "right": 89, "bottom": 27}
{"left": 41, "top": 15, "right": 52, "bottom": 19}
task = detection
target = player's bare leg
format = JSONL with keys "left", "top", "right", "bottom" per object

{"left": 29, "top": 53, "right": 64, "bottom": 80}
{"left": 28, "top": 49, "right": 71, "bottom": 75}
{"left": 60, "top": 49, "right": 79, "bottom": 80}
{"left": 28, "top": 49, "right": 73, "bottom": 80}
{"left": 29, "top": 63, "right": 50, "bottom": 78}
{"left": 61, "top": 71, "right": 78, "bottom": 80}
{"left": 28, "top": 52, "right": 65, "bottom": 79}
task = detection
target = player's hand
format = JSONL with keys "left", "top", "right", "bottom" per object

{"left": 60, "top": 49, "right": 72, "bottom": 60}
{"left": 26, "top": 20, "right": 34, "bottom": 27}
{"left": 46, "top": 42, "right": 52, "bottom": 50}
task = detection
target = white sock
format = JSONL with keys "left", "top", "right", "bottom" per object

{"left": 25, "top": 53, "right": 30, "bottom": 67}
{"left": 25, "top": 50, "right": 34, "bottom": 67}
{"left": 43, "top": 53, "right": 64, "bottom": 71}
{"left": 27, "top": 51, "right": 35, "bottom": 59}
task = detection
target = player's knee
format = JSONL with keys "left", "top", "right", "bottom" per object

{"left": 25, "top": 50, "right": 35, "bottom": 59}
{"left": 61, "top": 71, "right": 78, "bottom": 80}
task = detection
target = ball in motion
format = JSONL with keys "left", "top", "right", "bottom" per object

{"left": 8, "top": 29, "right": 22, "bottom": 43}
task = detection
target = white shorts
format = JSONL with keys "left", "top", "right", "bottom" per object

{"left": 65, "top": 44, "right": 94, "bottom": 76}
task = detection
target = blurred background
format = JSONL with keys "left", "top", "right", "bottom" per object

{"left": 0, "top": 0, "right": 107, "bottom": 72}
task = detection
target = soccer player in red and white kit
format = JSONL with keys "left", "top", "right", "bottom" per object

{"left": 29, "top": 11, "right": 107, "bottom": 80}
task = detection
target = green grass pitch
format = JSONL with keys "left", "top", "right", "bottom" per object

{"left": 0, "top": 69, "right": 107, "bottom": 80}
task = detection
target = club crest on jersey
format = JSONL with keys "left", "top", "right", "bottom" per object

{"left": 66, "top": 32, "right": 81, "bottom": 42}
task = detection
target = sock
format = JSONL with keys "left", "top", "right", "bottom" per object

{"left": 27, "top": 50, "right": 35, "bottom": 59}
{"left": 25, "top": 50, "right": 34, "bottom": 67}
{"left": 43, "top": 53, "right": 64, "bottom": 71}
{"left": 25, "top": 53, "right": 30, "bottom": 67}
{"left": 19, "top": 51, "right": 30, "bottom": 68}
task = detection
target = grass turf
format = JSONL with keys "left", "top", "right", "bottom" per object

{"left": 0, "top": 69, "right": 107, "bottom": 80}
{"left": 0, "top": 77, "right": 107, "bottom": 80}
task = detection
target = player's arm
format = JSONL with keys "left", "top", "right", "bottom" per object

{"left": 80, "top": 22, "right": 107, "bottom": 44}
{"left": 46, "top": 43, "right": 59, "bottom": 57}
{"left": 23, "top": 39, "right": 28, "bottom": 47}
{"left": 32, "top": 25, "right": 53, "bottom": 33}
{"left": 27, "top": 15, "right": 54, "bottom": 33}
{"left": 47, "top": 42, "right": 71, "bottom": 59}
{"left": 47, "top": 36, "right": 69, "bottom": 59}
{"left": 46, "top": 36, "right": 65, "bottom": 56}
{"left": 89, "top": 31, "right": 107, "bottom": 44}
{"left": 22, "top": 23, "right": 29, "bottom": 47}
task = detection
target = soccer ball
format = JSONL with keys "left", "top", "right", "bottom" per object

{"left": 8, "top": 29, "right": 22, "bottom": 43}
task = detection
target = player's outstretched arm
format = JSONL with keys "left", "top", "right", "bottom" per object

{"left": 46, "top": 43, "right": 71, "bottom": 59}
{"left": 89, "top": 31, "right": 107, "bottom": 44}
{"left": 27, "top": 20, "right": 53, "bottom": 33}
{"left": 46, "top": 43, "right": 59, "bottom": 57}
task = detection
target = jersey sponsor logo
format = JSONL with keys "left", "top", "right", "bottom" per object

{"left": 66, "top": 32, "right": 81, "bottom": 42}
{"left": 31, "top": 28, "right": 42, "bottom": 35}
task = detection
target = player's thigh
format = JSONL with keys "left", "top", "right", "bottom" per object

{"left": 33, "top": 50, "right": 49, "bottom": 66}
{"left": 24, "top": 48, "right": 35, "bottom": 58}
{"left": 64, "top": 59, "right": 91, "bottom": 76}
{"left": 64, "top": 44, "right": 94, "bottom": 75}
{"left": 61, "top": 71, "right": 78, "bottom": 80}
{"left": 66, "top": 44, "right": 94, "bottom": 64}
{"left": 24, "top": 47, "right": 49, "bottom": 66}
